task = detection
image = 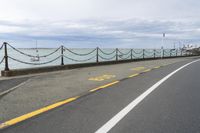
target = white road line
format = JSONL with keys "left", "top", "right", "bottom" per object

{"left": 0, "top": 79, "right": 30, "bottom": 96}
{"left": 95, "top": 59, "right": 200, "bottom": 133}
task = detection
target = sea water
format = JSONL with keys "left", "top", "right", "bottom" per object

{"left": 0, "top": 48, "right": 184, "bottom": 71}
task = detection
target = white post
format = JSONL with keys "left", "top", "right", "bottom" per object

{"left": 161, "top": 33, "right": 165, "bottom": 58}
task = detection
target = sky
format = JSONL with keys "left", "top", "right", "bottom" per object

{"left": 0, "top": 0, "right": 200, "bottom": 48}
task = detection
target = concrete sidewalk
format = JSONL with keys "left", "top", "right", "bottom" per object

{"left": 0, "top": 57, "right": 198, "bottom": 123}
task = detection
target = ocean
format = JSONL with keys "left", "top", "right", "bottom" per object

{"left": 0, "top": 47, "right": 184, "bottom": 71}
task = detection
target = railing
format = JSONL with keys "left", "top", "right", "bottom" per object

{"left": 0, "top": 42, "right": 194, "bottom": 71}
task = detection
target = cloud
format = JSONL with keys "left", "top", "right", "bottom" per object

{"left": 0, "top": 19, "right": 198, "bottom": 48}
{"left": 1, "top": 0, "right": 200, "bottom": 21}
{"left": 0, "top": 0, "right": 200, "bottom": 48}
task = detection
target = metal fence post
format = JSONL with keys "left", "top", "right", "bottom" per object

{"left": 181, "top": 49, "right": 183, "bottom": 56}
{"left": 61, "top": 45, "right": 64, "bottom": 65}
{"left": 131, "top": 49, "right": 133, "bottom": 60}
{"left": 154, "top": 49, "right": 156, "bottom": 58}
{"left": 176, "top": 49, "right": 178, "bottom": 56}
{"left": 96, "top": 47, "right": 99, "bottom": 63}
{"left": 170, "top": 50, "right": 172, "bottom": 57}
{"left": 116, "top": 48, "right": 118, "bottom": 61}
{"left": 4, "top": 42, "right": 9, "bottom": 71}
{"left": 163, "top": 49, "right": 165, "bottom": 58}
{"left": 143, "top": 49, "right": 145, "bottom": 59}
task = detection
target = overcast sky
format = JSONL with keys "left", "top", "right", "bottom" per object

{"left": 0, "top": 0, "right": 200, "bottom": 48}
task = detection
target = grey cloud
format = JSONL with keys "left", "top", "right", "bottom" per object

{"left": 1, "top": 18, "right": 200, "bottom": 48}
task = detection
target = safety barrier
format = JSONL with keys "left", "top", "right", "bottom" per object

{"left": 0, "top": 42, "right": 194, "bottom": 73}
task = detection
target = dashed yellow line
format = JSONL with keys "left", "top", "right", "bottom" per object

{"left": 90, "top": 81, "right": 119, "bottom": 92}
{"left": 0, "top": 80, "right": 120, "bottom": 129}
{"left": 0, "top": 65, "right": 156, "bottom": 129}
{"left": 128, "top": 73, "right": 139, "bottom": 78}
{"left": 142, "top": 69, "right": 151, "bottom": 72}
{"left": 154, "top": 66, "right": 161, "bottom": 69}
{"left": 0, "top": 96, "right": 79, "bottom": 129}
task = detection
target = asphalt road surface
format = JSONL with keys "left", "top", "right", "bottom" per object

{"left": 0, "top": 77, "right": 28, "bottom": 95}
{"left": 2, "top": 58, "right": 200, "bottom": 133}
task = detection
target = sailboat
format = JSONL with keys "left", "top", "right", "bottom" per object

{"left": 30, "top": 40, "right": 40, "bottom": 62}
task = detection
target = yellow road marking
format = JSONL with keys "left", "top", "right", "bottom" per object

{"left": 131, "top": 67, "right": 145, "bottom": 71}
{"left": 88, "top": 78, "right": 104, "bottom": 81}
{"left": 88, "top": 74, "right": 116, "bottom": 81}
{"left": 128, "top": 73, "right": 139, "bottom": 78}
{"left": 0, "top": 80, "right": 120, "bottom": 129}
{"left": 0, "top": 66, "right": 157, "bottom": 129}
{"left": 90, "top": 81, "right": 119, "bottom": 92}
{"left": 154, "top": 66, "right": 160, "bottom": 69}
{"left": 142, "top": 69, "right": 151, "bottom": 72}
{"left": 0, "top": 96, "right": 79, "bottom": 129}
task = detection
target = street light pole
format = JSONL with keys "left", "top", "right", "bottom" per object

{"left": 161, "top": 33, "right": 165, "bottom": 59}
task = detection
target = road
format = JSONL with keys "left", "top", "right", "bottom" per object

{"left": 2, "top": 58, "right": 200, "bottom": 133}
{"left": 0, "top": 77, "right": 28, "bottom": 96}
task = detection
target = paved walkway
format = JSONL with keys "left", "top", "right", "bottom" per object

{"left": 0, "top": 57, "right": 197, "bottom": 123}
